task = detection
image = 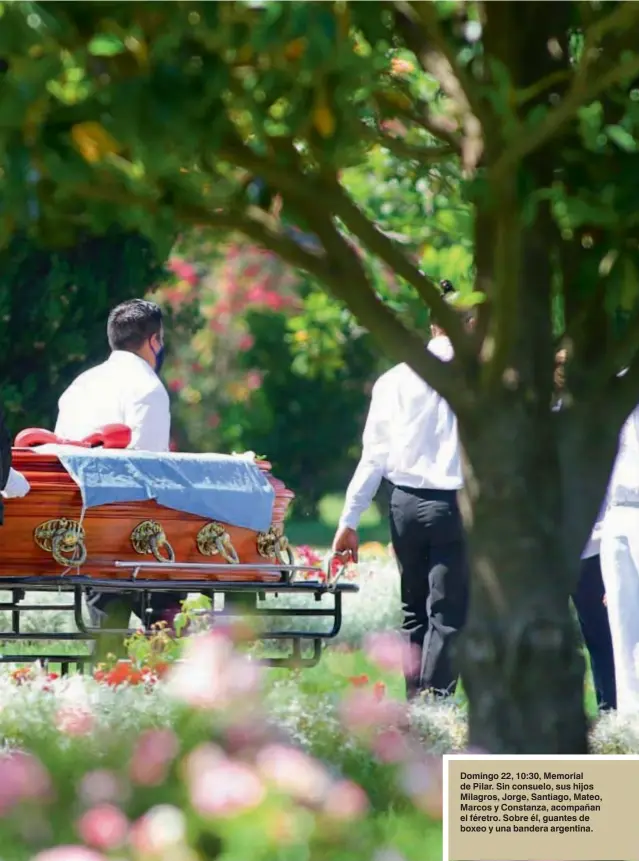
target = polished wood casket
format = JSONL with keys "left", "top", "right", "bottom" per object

{"left": 1, "top": 431, "right": 295, "bottom": 583}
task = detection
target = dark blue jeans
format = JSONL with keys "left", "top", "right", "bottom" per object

{"left": 389, "top": 485, "right": 469, "bottom": 699}
{"left": 573, "top": 554, "right": 617, "bottom": 711}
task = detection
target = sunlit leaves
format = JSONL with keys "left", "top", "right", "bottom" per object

{"left": 71, "top": 122, "right": 121, "bottom": 163}
{"left": 604, "top": 123, "right": 637, "bottom": 152}
{"left": 87, "top": 33, "right": 126, "bottom": 57}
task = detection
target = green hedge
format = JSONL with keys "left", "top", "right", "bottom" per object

{"left": 0, "top": 229, "right": 168, "bottom": 436}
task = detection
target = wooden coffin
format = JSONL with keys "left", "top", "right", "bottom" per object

{"left": 0, "top": 448, "right": 295, "bottom": 582}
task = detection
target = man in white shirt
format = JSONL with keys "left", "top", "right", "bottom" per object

{"left": 56, "top": 299, "right": 170, "bottom": 451}
{"left": 55, "top": 298, "right": 180, "bottom": 642}
{"left": 333, "top": 284, "right": 469, "bottom": 700}
{"left": 600, "top": 402, "right": 639, "bottom": 713}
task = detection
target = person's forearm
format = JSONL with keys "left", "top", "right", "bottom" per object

{"left": 339, "top": 459, "right": 385, "bottom": 530}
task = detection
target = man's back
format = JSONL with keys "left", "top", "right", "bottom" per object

{"left": 375, "top": 334, "right": 462, "bottom": 491}
{"left": 55, "top": 351, "right": 170, "bottom": 452}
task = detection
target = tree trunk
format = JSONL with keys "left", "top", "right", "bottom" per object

{"left": 458, "top": 397, "right": 590, "bottom": 753}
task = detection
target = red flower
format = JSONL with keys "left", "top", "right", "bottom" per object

{"left": 10, "top": 667, "right": 33, "bottom": 685}
{"left": 348, "top": 674, "right": 369, "bottom": 688}
{"left": 373, "top": 681, "right": 386, "bottom": 702}
{"left": 94, "top": 663, "right": 144, "bottom": 687}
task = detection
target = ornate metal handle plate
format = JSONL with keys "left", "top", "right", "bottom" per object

{"left": 257, "top": 526, "right": 293, "bottom": 565}
{"left": 131, "top": 520, "right": 175, "bottom": 562}
{"left": 196, "top": 522, "right": 240, "bottom": 564}
{"left": 34, "top": 518, "right": 87, "bottom": 568}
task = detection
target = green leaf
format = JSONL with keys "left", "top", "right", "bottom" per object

{"left": 88, "top": 33, "right": 126, "bottom": 56}
{"left": 454, "top": 291, "right": 487, "bottom": 308}
{"left": 605, "top": 124, "right": 638, "bottom": 152}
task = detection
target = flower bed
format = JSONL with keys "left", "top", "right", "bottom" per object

{"left": 0, "top": 628, "right": 446, "bottom": 861}
{"left": 0, "top": 549, "right": 636, "bottom": 860}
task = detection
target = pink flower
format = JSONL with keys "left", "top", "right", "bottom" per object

{"left": 169, "top": 259, "right": 198, "bottom": 286}
{"left": 77, "top": 804, "right": 128, "bottom": 850}
{"left": 207, "top": 413, "right": 221, "bottom": 429}
{"left": 78, "top": 771, "right": 124, "bottom": 807}
{"left": 31, "top": 849, "right": 106, "bottom": 861}
{"left": 296, "top": 545, "right": 322, "bottom": 568}
{"left": 55, "top": 706, "right": 95, "bottom": 737}
{"left": 168, "top": 631, "right": 260, "bottom": 710}
{"left": 371, "top": 728, "right": 410, "bottom": 763}
{"left": 263, "top": 291, "right": 286, "bottom": 311}
{"left": 256, "top": 744, "right": 332, "bottom": 805}
{"left": 129, "top": 805, "right": 186, "bottom": 854}
{"left": 187, "top": 746, "right": 265, "bottom": 817}
{"left": 364, "top": 632, "right": 413, "bottom": 674}
{"left": 339, "top": 690, "right": 407, "bottom": 735}
{"left": 129, "top": 729, "right": 179, "bottom": 786}
{"left": 400, "top": 756, "right": 443, "bottom": 818}
{"left": 323, "top": 780, "right": 369, "bottom": 821}
{"left": 0, "top": 751, "right": 52, "bottom": 813}
{"left": 237, "top": 333, "right": 254, "bottom": 351}
{"left": 246, "top": 285, "right": 267, "bottom": 304}
{"left": 246, "top": 370, "right": 263, "bottom": 391}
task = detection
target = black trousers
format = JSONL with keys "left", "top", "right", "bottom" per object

{"left": 389, "top": 485, "right": 469, "bottom": 699}
{"left": 573, "top": 554, "right": 617, "bottom": 711}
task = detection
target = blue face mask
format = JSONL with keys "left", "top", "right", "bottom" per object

{"left": 151, "top": 340, "right": 165, "bottom": 375}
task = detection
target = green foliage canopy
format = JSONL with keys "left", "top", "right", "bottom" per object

{"left": 0, "top": 228, "right": 168, "bottom": 434}
{"left": 6, "top": 0, "right": 639, "bottom": 751}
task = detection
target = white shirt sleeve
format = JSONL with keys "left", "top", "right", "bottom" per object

{"left": 2, "top": 468, "right": 30, "bottom": 499}
{"left": 125, "top": 386, "right": 171, "bottom": 452}
{"left": 339, "top": 379, "right": 390, "bottom": 530}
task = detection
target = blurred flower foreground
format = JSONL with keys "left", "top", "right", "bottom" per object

{"left": 0, "top": 550, "right": 633, "bottom": 861}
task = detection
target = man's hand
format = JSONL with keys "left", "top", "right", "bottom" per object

{"left": 332, "top": 525, "right": 359, "bottom": 564}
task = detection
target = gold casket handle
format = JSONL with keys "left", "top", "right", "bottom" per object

{"left": 196, "top": 522, "right": 239, "bottom": 564}
{"left": 34, "top": 519, "right": 87, "bottom": 569}
{"left": 131, "top": 521, "right": 175, "bottom": 563}
{"left": 257, "top": 526, "right": 293, "bottom": 566}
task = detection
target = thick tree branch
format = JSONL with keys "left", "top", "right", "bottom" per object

{"left": 71, "top": 182, "right": 333, "bottom": 284}
{"left": 491, "top": 53, "right": 639, "bottom": 183}
{"left": 372, "top": 128, "right": 455, "bottom": 165}
{"left": 404, "top": 1, "right": 490, "bottom": 131}
{"left": 318, "top": 175, "right": 476, "bottom": 364}
{"left": 73, "top": 176, "right": 471, "bottom": 409}
{"left": 574, "top": 1, "right": 639, "bottom": 87}
{"left": 374, "top": 90, "right": 463, "bottom": 153}
{"left": 302, "top": 208, "right": 470, "bottom": 410}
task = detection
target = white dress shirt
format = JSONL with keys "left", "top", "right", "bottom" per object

{"left": 339, "top": 335, "right": 462, "bottom": 530}
{"left": 582, "top": 505, "right": 606, "bottom": 560}
{"left": 55, "top": 351, "right": 170, "bottom": 452}
{"left": 607, "top": 404, "right": 639, "bottom": 507}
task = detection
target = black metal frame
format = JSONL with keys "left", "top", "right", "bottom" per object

{"left": 0, "top": 558, "right": 359, "bottom": 672}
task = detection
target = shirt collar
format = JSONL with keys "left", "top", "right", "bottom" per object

{"left": 108, "top": 350, "right": 154, "bottom": 373}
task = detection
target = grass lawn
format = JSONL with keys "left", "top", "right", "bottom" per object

{"left": 286, "top": 492, "right": 390, "bottom": 547}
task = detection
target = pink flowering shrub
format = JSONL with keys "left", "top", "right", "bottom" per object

{"left": 0, "top": 629, "right": 443, "bottom": 861}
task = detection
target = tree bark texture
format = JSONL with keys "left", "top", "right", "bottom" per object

{"left": 458, "top": 399, "right": 590, "bottom": 754}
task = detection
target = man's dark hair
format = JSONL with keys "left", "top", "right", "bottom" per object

{"left": 107, "top": 299, "right": 163, "bottom": 352}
